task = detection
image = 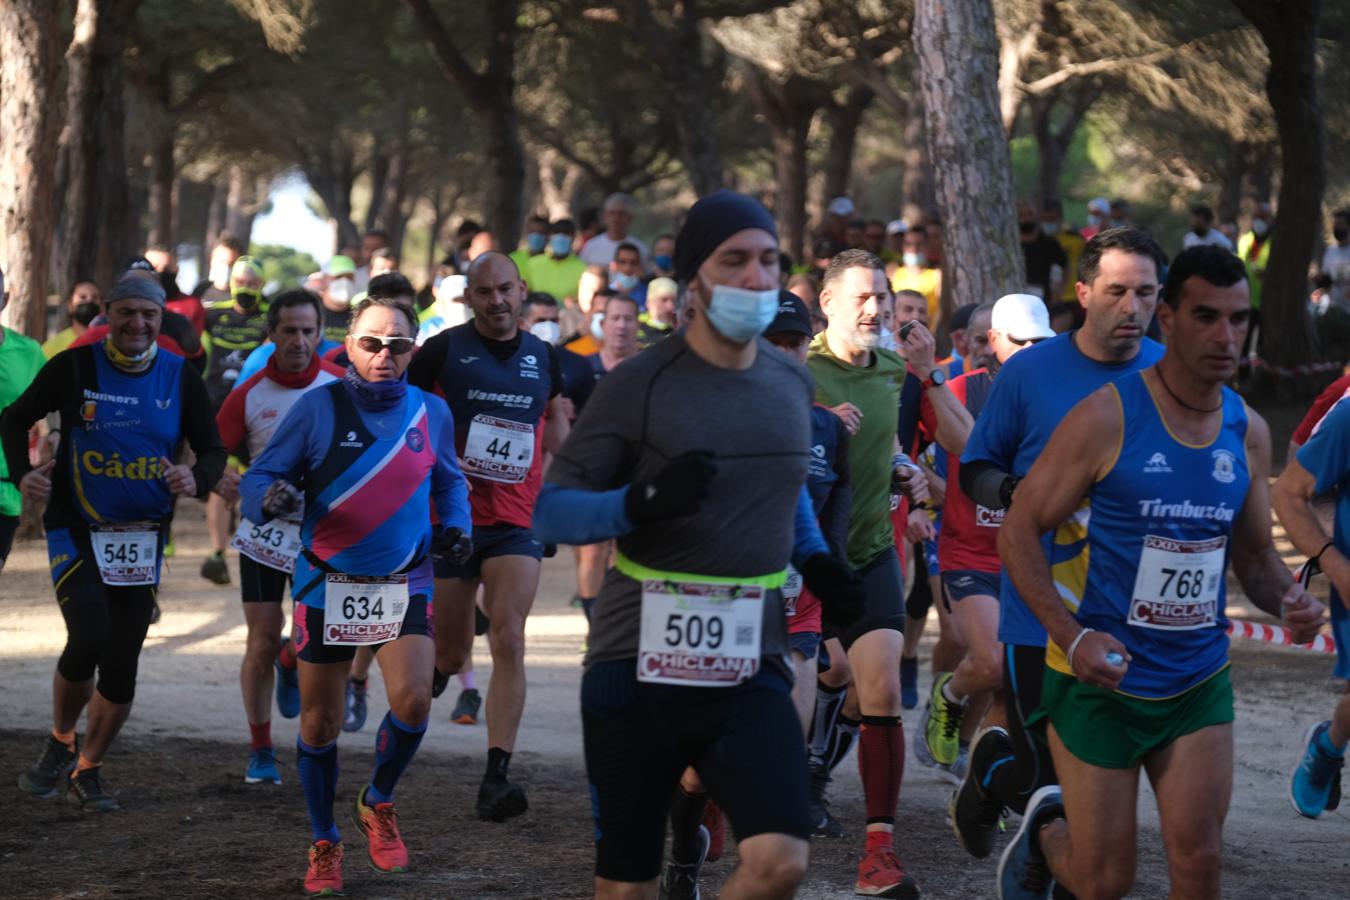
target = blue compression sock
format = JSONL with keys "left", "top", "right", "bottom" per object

{"left": 297, "top": 738, "right": 340, "bottom": 844}
{"left": 367, "top": 712, "right": 427, "bottom": 804}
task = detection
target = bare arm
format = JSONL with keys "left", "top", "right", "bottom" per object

{"left": 998, "top": 386, "right": 1131, "bottom": 688}
{"left": 543, "top": 395, "right": 571, "bottom": 456}
{"left": 1272, "top": 450, "right": 1344, "bottom": 623}
{"left": 903, "top": 322, "right": 973, "bottom": 454}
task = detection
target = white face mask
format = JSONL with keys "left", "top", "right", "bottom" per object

{"left": 879, "top": 330, "right": 898, "bottom": 351}
{"left": 530, "top": 320, "right": 562, "bottom": 345}
{"left": 209, "top": 263, "right": 231, "bottom": 287}
{"left": 590, "top": 311, "right": 605, "bottom": 340}
{"left": 327, "top": 278, "right": 353, "bottom": 306}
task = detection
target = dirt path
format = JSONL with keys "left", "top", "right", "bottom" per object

{"left": 2, "top": 505, "right": 1348, "bottom": 898}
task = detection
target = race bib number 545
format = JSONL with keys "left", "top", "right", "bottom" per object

{"left": 1129, "top": 535, "right": 1225, "bottom": 630}
{"left": 90, "top": 524, "right": 159, "bottom": 586}
{"left": 638, "top": 580, "right": 764, "bottom": 686}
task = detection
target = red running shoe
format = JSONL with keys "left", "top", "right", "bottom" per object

{"left": 305, "top": 840, "right": 344, "bottom": 896}
{"left": 855, "top": 846, "right": 920, "bottom": 898}
{"left": 352, "top": 785, "right": 409, "bottom": 873}
{"left": 702, "top": 798, "right": 726, "bottom": 862}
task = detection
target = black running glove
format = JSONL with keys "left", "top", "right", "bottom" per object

{"left": 262, "top": 479, "right": 302, "bottom": 520}
{"left": 801, "top": 553, "right": 866, "bottom": 633}
{"left": 431, "top": 526, "right": 473, "bottom": 567}
{"left": 624, "top": 451, "right": 718, "bottom": 525}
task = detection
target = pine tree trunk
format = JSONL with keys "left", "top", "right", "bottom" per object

{"left": 0, "top": 0, "right": 63, "bottom": 340}
{"left": 1232, "top": 0, "right": 1322, "bottom": 367}
{"left": 915, "top": 0, "right": 1025, "bottom": 312}
{"left": 821, "top": 85, "right": 874, "bottom": 212}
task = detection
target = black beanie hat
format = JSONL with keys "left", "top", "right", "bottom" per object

{"left": 674, "top": 190, "right": 778, "bottom": 283}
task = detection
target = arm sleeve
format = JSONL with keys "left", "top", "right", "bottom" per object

{"left": 429, "top": 403, "right": 472, "bottom": 533}
{"left": 960, "top": 458, "right": 1013, "bottom": 510}
{"left": 1, "top": 351, "right": 74, "bottom": 483}
{"left": 791, "top": 484, "right": 830, "bottom": 568}
{"left": 406, "top": 330, "right": 448, "bottom": 392}
{"left": 215, "top": 385, "right": 248, "bottom": 456}
{"left": 544, "top": 369, "right": 637, "bottom": 491}
{"left": 240, "top": 393, "right": 322, "bottom": 523}
{"left": 896, "top": 373, "right": 922, "bottom": 454}
{"left": 819, "top": 420, "right": 853, "bottom": 558}
{"left": 180, "top": 366, "right": 226, "bottom": 499}
{"left": 533, "top": 483, "right": 636, "bottom": 545}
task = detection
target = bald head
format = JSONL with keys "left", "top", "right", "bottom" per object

{"left": 466, "top": 251, "right": 526, "bottom": 340}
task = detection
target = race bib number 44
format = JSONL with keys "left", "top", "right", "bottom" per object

{"left": 90, "top": 524, "right": 159, "bottom": 586}
{"left": 638, "top": 580, "right": 764, "bottom": 686}
{"left": 231, "top": 517, "right": 301, "bottom": 573}
{"left": 1129, "top": 535, "right": 1225, "bottom": 630}
{"left": 463, "top": 414, "right": 534, "bottom": 483}
{"left": 323, "top": 574, "right": 410, "bottom": 645}
{"left": 782, "top": 565, "right": 803, "bottom": 617}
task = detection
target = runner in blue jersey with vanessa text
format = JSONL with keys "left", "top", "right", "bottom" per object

{"left": 240, "top": 292, "right": 471, "bottom": 897}
{"left": 995, "top": 246, "right": 1325, "bottom": 900}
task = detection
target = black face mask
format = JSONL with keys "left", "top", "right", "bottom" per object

{"left": 160, "top": 270, "right": 179, "bottom": 295}
{"left": 234, "top": 289, "right": 261, "bottom": 309}
{"left": 1192, "top": 225, "right": 1209, "bottom": 236}
{"left": 1018, "top": 221, "right": 1037, "bottom": 235}
{"left": 1335, "top": 225, "right": 1349, "bottom": 243}
{"left": 73, "top": 302, "right": 101, "bottom": 326}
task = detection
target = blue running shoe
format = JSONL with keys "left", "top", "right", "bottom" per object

{"left": 275, "top": 637, "right": 300, "bottom": 719}
{"left": 901, "top": 656, "right": 919, "bottom": 710}
{"left": 997, "top": 784, "right": 1061, "bottom": 900}
{"left": 245, "top": 747, "right": 281, "bottom": 785}
{"left": 343, "top": 678, "right": 368, "bottom": 733}
{"left": 1290, "top": 720, "right": 1344, "bottom": 819}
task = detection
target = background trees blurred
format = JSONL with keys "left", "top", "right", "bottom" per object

{"left": 0, "top": 0, "right": 1345, "bottom": 366}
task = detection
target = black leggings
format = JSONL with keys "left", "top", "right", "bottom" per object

{"left": 995, "top": 642, "right": 1058, "bottom": 815}
{"left": 49, "top": 526, "right": 157, "bottom": 705}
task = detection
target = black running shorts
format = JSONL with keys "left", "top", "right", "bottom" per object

{"left": 239, "top": 554, "right": 291, "bottom": 604}
{"left": 582, "top": 659, "right": 811, "bottom": 883}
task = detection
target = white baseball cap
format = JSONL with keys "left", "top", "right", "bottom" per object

{"left": 991, "top": 293, "right": 1055, "bottom": 342}
{"left": 827, "top": 196, "right": 856, "bottom": 218}
{"left": 885, "top": 219, "right": 908, "bottom": 236}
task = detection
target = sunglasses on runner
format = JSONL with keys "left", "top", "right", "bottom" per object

{"left": 352, "top": 334, "right": 416, "bottom": 355}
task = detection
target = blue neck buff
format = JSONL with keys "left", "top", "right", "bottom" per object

{"left": 343, "top": 365, "right": 407, "bottom": 412}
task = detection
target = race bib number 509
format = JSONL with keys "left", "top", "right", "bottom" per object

{"left": 637, "top": 580, "right": 764, "bottom": 687}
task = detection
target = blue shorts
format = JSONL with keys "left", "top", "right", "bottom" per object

{"left": 942, "top": 569, "right": 1001, "bottom": 604}
{"left": 789, "top": 631, "right": 821, "bottom": 661}
{"left": 433, "top": 524, "right": 543, "bottom": 579}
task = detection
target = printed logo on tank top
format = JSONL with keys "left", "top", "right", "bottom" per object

{"left": 520, "top": 354, "right": 539, "bottom": 380}
{"left": 808, "top": 443, "right": 828, "bottom": 479}
{"left": 1211, "top": 449, "right": 1237, "bottom": 484}
{"left": 975, "top": 505, "right": 1005, "bottom": 528}
{"left": 340, "top": 430, "right": 364, "bottom": 448}
{"left": 1143, "top": 452, "right": 1172, "bottom": 473}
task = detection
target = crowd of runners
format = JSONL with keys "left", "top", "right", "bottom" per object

{"left": 2, "top": 188, "right": 1350, "bottom": 900}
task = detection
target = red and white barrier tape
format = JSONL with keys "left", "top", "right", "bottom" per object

{"left": 1228, "top": 619, "right": 1336, "bottom": 654}
{"left": 1248, "top": 357, "right": 1345, "bottom": 379}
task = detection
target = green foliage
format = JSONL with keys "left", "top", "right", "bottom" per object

{"left": 249, "top": 243, "right": 320, "bottom": 291}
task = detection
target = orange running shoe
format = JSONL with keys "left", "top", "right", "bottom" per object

{"left": 352, "top": 785, "right": 409, "bottom": 873}
{"left": 701, "top": 798, "right": 726, "bottom": 862}
{"left": 304, "top": 840, "right": 344, "bottom": 897}
{"left": 855, "top": 846, "right": 919, "bottom": 898}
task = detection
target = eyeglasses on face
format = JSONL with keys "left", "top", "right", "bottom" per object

{"left": 352, "top": 333, "right": 415, "bottom": 355}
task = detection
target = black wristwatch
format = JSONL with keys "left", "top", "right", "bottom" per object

{"left": 922, "top": 368, "right": 947, "bottom": 390}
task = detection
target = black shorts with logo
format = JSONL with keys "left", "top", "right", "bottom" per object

{"left": 293, "top": 595, "right": 432, "bottom": 664}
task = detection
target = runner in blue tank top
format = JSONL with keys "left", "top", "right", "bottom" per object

{"left": 241, "top": 293, "right": 472, "bottom": 897}
{"left": 996, "top": 246, "right": 1325, "bottom": 900}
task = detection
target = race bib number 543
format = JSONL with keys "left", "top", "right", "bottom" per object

{"left": 1129, "top": 535, "right": 1225, "bottom": 630}
{"left": 638, "top": 580, "right": 764, "bottom": 686}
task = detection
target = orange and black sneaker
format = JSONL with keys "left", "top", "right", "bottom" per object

{"left": 304, "top": 840, "right": 344, "bottom": 897}
{"left": 702, "top": 798, "right": 726, "bottom": 862}
{"left": 352, "top": 784, "right": 409, "bottom": 873}
{"left": 855, "top": 845, "right": 920, "bottom": 898}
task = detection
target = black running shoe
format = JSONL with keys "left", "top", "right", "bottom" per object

{"left": 952, "top": 726, "right": 1013, "bottom": 859}
{"left": 808, "top": 761, "right": 845, "bottom": 838}
{"left": 431, "top": 667, "right": 450, "bottom": 700}
{"left": 476, "top": 778, "right": 528, "bottom": 822}
{"left": 18, "top": 734, "right": 78, "bottom": 798}
{"left": 659, "top": 824, "right": 709, "bottom": 900}
{"left": 200, "top": 550, "right": 231, "bottom": 585}
{"left": 67, "top": 767, "right": 119, "bottom": 812}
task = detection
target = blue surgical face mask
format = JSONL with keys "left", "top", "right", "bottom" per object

{"left": 526, "top": 232, "right": 547, "bottom": 254}
{"left": 653, "top": 253, "right": 674, "bottom": 272}
{"left": 1087, "top": 213, "right": 1104, "bottom": 228}
{"left": 705, "top": 284, "right": 780, "bottom": 343}
{"left": 612, "top": 272, "right": 640, "bottom": 293}
{"left": 1252, "top": 218, "right": 1270, "bottom": 237}
{"left": 1041, "top": 221, "right": 1060, "bottom": 237}
{"left": 549, "top": 234, "right": 573, "bottom": 257}
{"left": 903, "top": 252, "right": 926, "bottom": 268}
